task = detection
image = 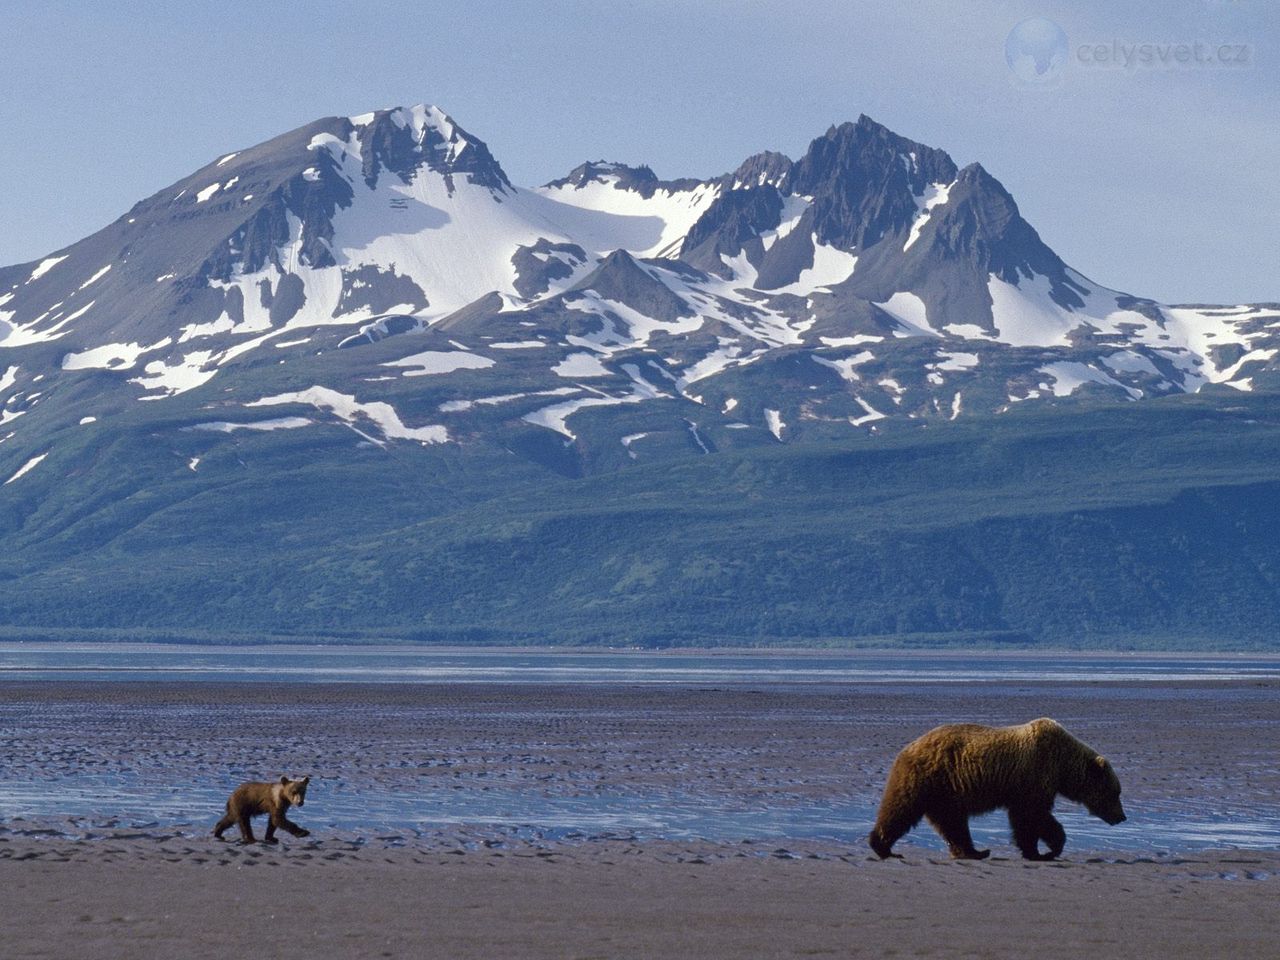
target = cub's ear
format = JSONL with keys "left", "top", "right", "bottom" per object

{"left": 301, "top": 776, "right": 310, "bottom": 784}
{"left": 280, "top": 775, "right": 290, "bottom": 784}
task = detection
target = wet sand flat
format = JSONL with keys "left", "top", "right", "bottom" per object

{"left": 1, "top": 678, "right": 1279, "bottom": 958}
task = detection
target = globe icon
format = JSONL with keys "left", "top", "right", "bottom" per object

{"left": 1005, "top": 18, "right": 1068, "bottom": 85}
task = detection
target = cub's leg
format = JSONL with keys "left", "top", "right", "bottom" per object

{"left": 925, "top": 805, "right": 990, "bottom": 860}
{"left": 213, "top": 807, "right": 236, "bottom": 840}
{"left": 272, "top": 812, "right": 310, "bottom": 838}
{"left": 263, "top": 819, "right": 278, "bottom": 844}
{"left": 236, "top": 811, "right": 256, "bottom": 844}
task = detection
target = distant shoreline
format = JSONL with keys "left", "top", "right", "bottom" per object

{"left": 2, "top": 637, "right": 1279, "bottom": 658}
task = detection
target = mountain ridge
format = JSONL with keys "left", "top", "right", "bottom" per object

{"left": 1, "top": 103, "right": 1276, "bottom": 647}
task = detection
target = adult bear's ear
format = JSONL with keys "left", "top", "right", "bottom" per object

{"left": 1094, "top": 756, "right": 1108, "bottom": 769}
{"left": 301, "top": 776, "right": 310, "bottom": 784}
{"left": 280, "top": 775, "right": 290, "bottom": 784}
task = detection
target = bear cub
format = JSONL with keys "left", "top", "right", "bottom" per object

{"left": 869, "top": 718, "right": 1125, "bottom": 860}
{"left": 213, "top": 775, "right": 311, "bottom": 844}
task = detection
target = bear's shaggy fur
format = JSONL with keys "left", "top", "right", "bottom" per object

{"left": 868, "top": 718, "right": 1125, "bottom": 860}
{"left": 213, "top": 775, "right": 311, "bottom": 844}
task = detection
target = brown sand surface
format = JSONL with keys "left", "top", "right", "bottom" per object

{"left": 1, "top": 679, "right": 1278, "bottom": 958}
{"left": 2, "top": 839, "right": 1278, "bottom": 960}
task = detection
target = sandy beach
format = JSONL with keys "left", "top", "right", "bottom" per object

{"left": 3, "top": 837, "right": 1278, "bottom": 960}
{"left": 2, "top": 678, "right": 1278, "bottom": 958}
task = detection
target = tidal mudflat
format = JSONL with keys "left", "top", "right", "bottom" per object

{"left": 2, "top": 674, "right": 1278, "bottom": 958}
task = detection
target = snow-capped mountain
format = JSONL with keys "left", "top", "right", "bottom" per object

{"left": 1, "top": 104, "right": 1276, "bottom": 483}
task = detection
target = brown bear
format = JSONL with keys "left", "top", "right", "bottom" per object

{"left": 213, "top": 775, "right": 311, "bottom": 844}
{"left": 868, "top": 718, "right": 1125, "bottom": 860}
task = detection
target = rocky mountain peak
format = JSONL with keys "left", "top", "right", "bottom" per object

{"left": 728, "top": 151, "right": 793, "bottom": 189}
{"left": 925, "top": 161, "right": 1072, "bottom": 289}
{"left": 349, "top": 105, "right": 511, "bottom": 194}
{"left": 545, "top": 161, "right": 659, "bottom": 191}
{"left": 784, "top": 116, "right": 958, "bottom": 251}
{"left": 569, "top": 248, "right": 694, "bottom": 322}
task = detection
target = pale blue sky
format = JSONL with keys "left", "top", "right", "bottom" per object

{"left": 1, "top": 0, "right": 1273, "bottom": 302}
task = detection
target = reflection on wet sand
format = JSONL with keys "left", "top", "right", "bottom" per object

{"left": 1, "top": 678, "right": 1277, "bottom": 852}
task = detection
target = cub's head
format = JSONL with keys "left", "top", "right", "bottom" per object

{"left": 279, "top": 775, "right": 310, "bottom": 808}
{"left": 1080, "top": 756, "right": 1125, "bottom": 825}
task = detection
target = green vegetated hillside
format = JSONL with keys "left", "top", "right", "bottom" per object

{"left": 3, "top": 389, "right": 1280, "bottom": 650}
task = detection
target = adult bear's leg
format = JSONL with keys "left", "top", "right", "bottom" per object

{"left": 925, "top": 804, "right": 990, "bottom": 860}
{"left": 868, "top": 792, "right": 923, "bottom": 858}
{"left": 1009, "top": 807, "right": 1051, "bottom": 859}
{"left": 1008, "top": 807, "right": 1063, "bottom": 860}
{"left": 1039, "top": 812, "right": 1066, "bottom": 859}
{"left": 213, "top": 809, "right": 235, "bottom": 840}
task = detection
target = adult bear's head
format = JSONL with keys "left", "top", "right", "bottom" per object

{"left": 1076, "top": 755, "right": 1126, "bottom": 825}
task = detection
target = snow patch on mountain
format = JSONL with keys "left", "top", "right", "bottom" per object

{"left": 679, "top": 340, "right": 766, "bottom": 386}
{"left": 1218, "top": 348, "right": 1278, "bottom": 384}
{"left": 130, "top": 351, "right": 219, "bottom": 398}
{"left": 761, "top": 196, "right": 811, "bottom": 252}
{"left": 4, "top": 452, "right": 47, "bottom": 485}
{"left": 771, "top": 237, "right": 857, "bottom": 296}
{"left": 522, "top": 386, "right": 652, "bottom": 439}
{"left": 563, "top": 293, "right": 702, "bottom": 354}
{"left": 850, "top": 397, "right": 887, "bottom": 426}
{"left": 62, "top": 337, "right": 173, "bottom": 372}
{"left": 383, "top": 350, "right": 495, "bottom": 377}
{"left": 439, "top": 387, "right": 579, "bottom": 413}
{"left": 553, "top": 352, "right": 611, "bottom": 378}
{"left": 179, "top": 315, "right": 236, "bottom": 343}
{"left": 248, "top": 387, "right": 449, "bottom": 445}
{"left": 191, "top": 417, "right": 314, "bottom": 433}
{"left": 933, "top": 351, "right": 979, "bottom": 372}
{"left": 1, "top": 298, "right": 94, "bottom": 348}
{"left": 879, "top": 291, "right": 939, "bottom": 337}
{"left": 814, "top": 350, "right": 875, "bottom": 382}
{"left": 1102, "top": 350, "right": 1162, "bottom": 377}
{"left": 25, "top": 256, "right": 67, "bottom": 284}
{"left": 621, "top": 431, "right": 648, "bottom": 458}
{"left": 532, "top": 178, "right": 720, "bottom": 258}
{"left": 77, "top": 265, "right": 112, "bottom": 291}
{"left": 904, "top": 181, "right": 953, "bottom": 251}
{"left": 659, "top": 266, "right": 807, "bottom": 348}
{"left": 1040, "top": 361, "right": 1142, "bottom": 400}
{"left": 820, "top": 334, "right": 882, "bottom": 348}
{"left": 765, "top": 408, "right": 785, "bottom": 439}
{"left": 987, "top": 274, "right": 1083, "bottom": 347}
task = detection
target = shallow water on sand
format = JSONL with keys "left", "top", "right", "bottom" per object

{"left": 2, "top": 776, "right": 1276, "bottom": 853}
{"left": 2, "top": 676, "right": 1278, "bottom": 853}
